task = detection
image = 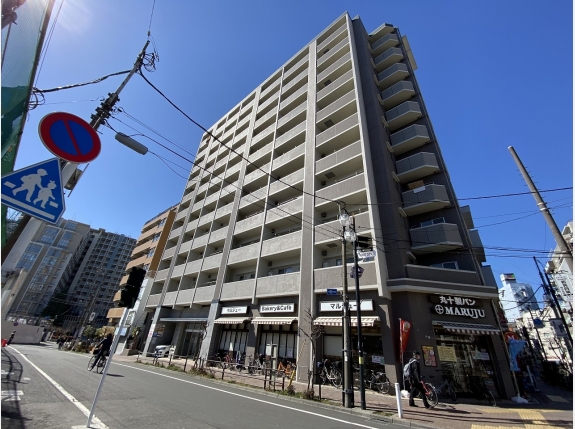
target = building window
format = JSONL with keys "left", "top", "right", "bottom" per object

{"left": 16, "top": 243, "right": 42, "bottom": 269}
{"left": 46, "top": 248, "right": 62, "bottom": 257}
{"left": 152, "top": 233, "right": 161, "bottom": 242}
{"left": 39, "top": 226, "right": 59, "bottom": 245}
{"left": 143, "top": 264, "right": 150, "bottom": 271}
{"left": 147, "top": 248, "right": 155, "bottom": 258}
{"left": 418, "top": 217, "right": 446, "bottom": 228}
{"left": 64, "top": 221, "right": 77, "bottom": 231}
{"left": 56, "top": 231, "right": 73, "bottom": 248}
{"left": 158, "top": 218, "right": 167, "bottom": 227}
{"left": 430, "top": 261, "right": 459, "bottom": 270}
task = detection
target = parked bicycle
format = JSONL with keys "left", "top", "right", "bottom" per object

{"left": 465, "top": 373, "right": 496, "bottom": 406}
{"left": 429, "top": 373, "right": 457, "bottom": 401}
{"left": 414, "top": 377, "right": 438, "bottom": 408}
{"left": 365, "top": 369, "right": 391, "bottom": 394}
{"left": 317, "top": 359, "right": 342, "bottom": 388}
{"left": 247, "top": 353, "right": 266, "bottom": 375}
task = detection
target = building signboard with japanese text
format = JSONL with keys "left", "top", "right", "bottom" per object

{"left": 221, "top": 306, "right": 248, "bottom": 315}
{"left": 319, "top": 300, "right": 374, "bottom": 312}
{"left": 430, "top": 295, "right": 485, "bottom": 319}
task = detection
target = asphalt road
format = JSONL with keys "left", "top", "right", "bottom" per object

{"left": 2, "top": 344, "right": 402, "bottom": 429}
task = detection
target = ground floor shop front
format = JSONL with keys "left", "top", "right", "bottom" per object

{"left": 146, "top": 290, "right": 515, "bottom": 399}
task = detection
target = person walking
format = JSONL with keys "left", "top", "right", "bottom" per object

{"left": 407, "top": 351, "right": 430, "bottom": 408}
{"left": 90, "top": 333, "right": 113, "bottom": 370}
{"left": 6, "top": 331, "right": 15, "bottom": 345}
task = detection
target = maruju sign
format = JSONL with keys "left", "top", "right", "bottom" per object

{"left": 430, "top": 295, "right": 485, "bottom": 319}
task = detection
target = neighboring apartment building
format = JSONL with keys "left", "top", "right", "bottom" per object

{"left": 499, "top": 273, "right": 540, "bottom": 323}
{"left": 106, "top": 205, "right": 177, "bottom": 353}
{"left": 60, "top": 229, "right": 136, "bottom": 331}
{"left": 142, "top": 13, "right": 514, "bottom": 398}
{"left": 546, "top": 221, "right": 573, "bottom": 311}
{"left": 3, "top": 219, "right": 91, "bottom": 323}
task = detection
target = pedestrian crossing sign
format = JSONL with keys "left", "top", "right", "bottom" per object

{"left": 1, "top": 158, "right": 65, "bottom": 224}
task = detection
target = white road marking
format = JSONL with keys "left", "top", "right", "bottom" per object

{"left": 2, "top": 390, "right": 23, "bottom": 396}
{"left": 9, "top": 347, "right": 108, "bottom": 429}
{"left": 114, "top": 362, "right": 382, "bottom": 429}
{"left": 23, "top": 377, "right": 31, "bottom": 381}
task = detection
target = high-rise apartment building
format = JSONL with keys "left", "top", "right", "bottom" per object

{"left": 499, "top": 273, "right": 540, "bottom": 323}
{"left": 3, "top": 219, "right": 91, "bottom": 322}
{"left": 61, "top": 229, "right": 135, "bottom": 331}
{"left": 107, "top": 205, "right": 178, "bottom": 353}
{"left": 144, "top": 13, "right": 514, "bottom": 398}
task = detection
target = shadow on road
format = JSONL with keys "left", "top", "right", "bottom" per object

{"left": 1, "top": 348, "right": 29, "bottom": 429}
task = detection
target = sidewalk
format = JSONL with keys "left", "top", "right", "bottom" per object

{"left": 112, "top": 351, "right": 573, "bottom": 429}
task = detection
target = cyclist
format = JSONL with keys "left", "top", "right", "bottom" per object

{"left": 90, "top": 333, "right": 113, "bottom": 370}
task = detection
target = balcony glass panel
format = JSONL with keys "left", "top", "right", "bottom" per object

{"left": 370, "top": 33, "right": 399, "bottom": 56}
{"left": 390, "top": 124, "right": 430, "bottom": 155}
{"left": 402, "top": 184, "right": 450, "bottom": 216}
{"left": 385, "top": 100, "right": 422, "bottom": 131}
{"left": 381, "top": 80, "right": 415, "bottom": 109}
{"left": 409, "top": 223, "right": 463, "bottom": 254}
{"left": 373, "top": 47, "right": 403, "bottom": 72}
{"left": 395, "top": 152, "right": 439, "bottom": 183}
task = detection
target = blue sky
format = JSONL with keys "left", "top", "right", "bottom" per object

{"left": 13, "top": 1, "right": 573, "bottom": 301}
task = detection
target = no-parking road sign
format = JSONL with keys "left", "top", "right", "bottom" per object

{"left": 39, "top": 112, "right": 101, "bottom": 163}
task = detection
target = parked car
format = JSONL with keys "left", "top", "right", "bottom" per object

{"left": 154, "top": 345, "right": 171, "bottom": 357}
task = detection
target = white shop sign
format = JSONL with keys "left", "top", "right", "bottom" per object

{"left": 260, "top": 303, "right": 295, "bottom": 313}
{"left": 320, "top": 300, "right": 374, "bottom": 312}
{"left": 431, "top": 295, "right": 485, "bottom": 319}
{"left": 221, "top": 306, "right": 248, "bottom": 315}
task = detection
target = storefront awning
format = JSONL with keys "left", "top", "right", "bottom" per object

{"left": 159, "top": 318, "right": 208, "bottom": 323}
{"left": 314, "top": 316, "right": 380, "bottom": 327}
{"left": 433, "top": 321, "right": 500, "bottom": 335}
{"left": 213, "top": 317, "right": 251, "bottom": 324}
{"left": 251, "top": 317, "right": 298, "bottom": 325}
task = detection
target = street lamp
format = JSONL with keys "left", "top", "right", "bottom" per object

{"left": 338, "top": 209, "right": 354, "bottom": 408}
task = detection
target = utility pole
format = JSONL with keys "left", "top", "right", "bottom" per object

{"left": 350, "top": 216, "right": 366, "bottom": 409}
{"left": 508, "top": 146, "right": 573, "bottom": 273}
{"left": 534, "top": 258, "right": 573, "bottom": 361}
{"left": 340, "top": 220, "right": 354, "bottom": 408}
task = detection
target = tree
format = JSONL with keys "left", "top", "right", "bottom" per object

{"left": 95, "top": 326, "right": 115, "bottom": 339}
{"left": 83, "top": 325, "right": 96, "bottom": 339}
{"left": 297, "top": 307, "right": 324, "bottom": 391}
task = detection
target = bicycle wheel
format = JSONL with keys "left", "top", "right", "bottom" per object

{"left": 331, "top": 369, "right": 342, "bottom": 388}
{"left": 424, "top": 383, "right": 438, "bottom": 407}
{"left": 88, "top": 356, "right": 95, "bottom": 371}
{"left": 96, "top": 358, "right": 106, "bottom": 374}
{"left": 485, "top": 391, "right": 496, "bottom": 406}
{"left": 376, "top": 377, "right": 391, "bottom": 395}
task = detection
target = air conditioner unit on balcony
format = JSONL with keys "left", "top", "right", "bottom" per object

{"left": 321, "top": 212, "right": 326, "bottom": 218}
{"left": 321, "top": 251, "right": 327, "bottom": 256}
{"left": 321, "top": 181, "right": 326, "bottom": 186}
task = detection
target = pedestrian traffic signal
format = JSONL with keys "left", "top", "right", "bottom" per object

{"left": 118, "top": 267, "right": 146, "bottom": 308}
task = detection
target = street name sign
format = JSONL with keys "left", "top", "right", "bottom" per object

{"left": 1, "top": 158, "right": 65, "bottom": 224}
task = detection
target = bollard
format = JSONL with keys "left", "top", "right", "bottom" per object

{"left": 395, "top": 382, "right": 403, "bottom": 419}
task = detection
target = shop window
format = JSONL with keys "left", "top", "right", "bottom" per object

{"left": 419, "top": 217, "right": 446, "bottom": 228}
{"left": 430, "top": 261, "right": 459, "bottom": 270}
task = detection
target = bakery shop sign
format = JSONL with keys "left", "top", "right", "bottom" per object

{"left": 430, "top": 295, "right": 485, "bottom": 319}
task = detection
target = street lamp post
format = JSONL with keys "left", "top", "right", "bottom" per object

{"left": 339, "top": 212, "right": 354, "bottom": 408}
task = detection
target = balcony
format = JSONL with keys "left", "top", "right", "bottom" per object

{"left": 197, "top": 211, "right": 215, "bottom": 227}
{"left": 256, "top": 272, "right": 300, "bottom": 297}
{"left": 244, "top": 165, "right": 268, "bottom": 186}
{"left": 269, "top": 168, "right": 304, "bottom": 195}
{"left": 315, "top": 172, "right": 365, "bottom": 204}
{"left": 266, "top": 197, "right": 303, "bottom": 224}
{"left": 181, "top": 192, "right": 193, "bottom": 204}
{"left": 380, "top": 80, "right": 415, "bottom": 109}
{"left": 395, "top": 152, "right": 439, "bottom": 183}
{"left": 405, "top": 264, "right": 482, "bottom": 285}
{"left": 368, "top": 22, "right": 394, "bottom": 42}
{"left": 221, "top": 279, "right": 255, "bottom": 300}
{"left": 162, "top": 246, "right": 176, "bottom": 260}
{"left": 390, "top": 124, "right": 430, "bottom": 155}
{"left": 228, "top": 242, "right": 260, "bottom": 265}
{"left": 254, "top": 109, "right": 277, "bottom": 130}
{"left": 106, "top": 307, "right": 124, "bottom": 319}
{"left": 203, "top": 252, "right": 223, "bottom": 270}
{"left": 409, "top": 223, "right": 463, "bottom": 254}
{"left": 316, "top": 89, "right": 356, "bottom": 125}
{"left": 385, "top": 100, "right": 422, "bottom": 131}
{"left": 250, "top": 123, "right": 275, "bottom": 147}
{"left": 316, "top": 140, "right": 361, "bottom": 175}
{"left": 273, "top": 143, "right": 305, "bottom": 171}
{"left": 257, "top": 90, "right": 280, "bottom": 114}
{"left": 204, "top": 192, "right": 220, "bottom": 207}
{"left": 402, "top": 184, "right": 450, "bottom": 216}
{"left": 260, "top": 78, "right": 281, "bottom": 99}
{"left": 225, "top": 162, "right": 241, "bottom": 179}
{"left": 314, "top": 261, "right": 377, "bottom": 290}
{"left": 146, "top": 293, "right": 161, "bottom": 308}
{"left": 185, "top": 218, "right": 199, "bottom": 233}
{"left": 175, "top": 289, "right": 194, "bottom": 306}
{"left": 175, "top": 209, "right": 187, "bottom": 223}
{"left": 316, "top": 113, "right": 359, "bottom": 149}
{"left": 248, "top": 142, "right": 273, "bottom": 164}
{"left": 209, "top": 227, "right": 228, "bottom": 244}
{"left": 193, "top": 285, "right": 216, "bottom": 304}
{"left": 184, "top": 259, "right": 202, "bottom": 275}
{"left": 469, "top": 229, "right": 486, "bottom": 263}
{"left": 178, "top": 239, "right": 193, "bottom": 254}
{"left": 279, "top": 86, "right": 307, "bottom": 112}
{"left": 317, "top": 36, "right": 349, "bottom": 70}
{"left": 155, "top": 268, "right": 169, "bottom": 282}
{"left": 315, "top": 211, "right": 369, "bottom": 244}
{"left": 239, "top": 189, "right": 266, "bottom": 209}
{"left": 261, "top": 230, "right": 302, "bottom": 257}
{"left": 169, "top": 225, "right": 183, "bottom": 240}
{"left": 283, "top": 55, "right": 308, "bottom": 80}
{"left": 372, "top": 47, "right": 403, "bottom": 72}
{"left": 191, "top": 232, "right": 210, "bottom": 249}
{"left": 317, "top": 24, "right": 346, "bottom": 53}
{"left": 275, "top": 121, "right": 306, "bottom": 151}
{"left": 281, "top": 69, "right": 307, "bottom": 96}
{"left": 234, "top": 212, "right": 264, "bottom": 234}
{"left": 277, "top": 101, "right": 306, "bottom": 129}
{"left": 172, "top": 263, "right": 186, "bottom": 278}
{"left": 317, "top": 52, "right": 351, "bottom": 84}
{"left": 163, "top": 291, "right": 178, "bottom": 307}
{"left": 370, "top": 32, "right": 399, "bottom": 57}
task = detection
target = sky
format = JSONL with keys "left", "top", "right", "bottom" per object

{"left": 11, "top": 0, "right": 573, "bottom": 303}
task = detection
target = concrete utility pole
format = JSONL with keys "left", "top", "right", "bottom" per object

{"left": 508, "top": 146, "right": 573, "bottom": 273}
{"left": 340, "top": 221, "right": 354, "bottom": 408}
{"left": 351, "top": 215, "right": 366, "bottom": 410}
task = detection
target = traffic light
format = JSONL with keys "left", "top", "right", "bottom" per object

{"left": 357, "top": 236, "right": 371, "bottom": 249}
{"left": 118, "top": 267, "right": 146, "bottom": 308}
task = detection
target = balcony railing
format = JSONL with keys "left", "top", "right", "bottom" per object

{"left": 370, "top": 32, "right": 399, "bottom": 56}
{"left": 317, "top": 24, "right": 347, "bottom": 52}
{"left": 372, "top": 47, "right": 403, "bottom": 72}
{"left": 409, "top": 223, "right": 463, "bottom": 254}
{"left": 395, "top": 152, "right": 439, "bottom": 183}
{"left": 385, "top": 100, "right": 422, "bottom": 131}
{"left": 317, "top": 52, "right": 351, "bottom": 84}
{"left": 380, "top": 80, "right": 415, "bottom": 109}
{"left": 390, "top": 124, "right": 430, "bottom": 155}
{"left": 402, "top": 184, "right": 450, "bottom": 216}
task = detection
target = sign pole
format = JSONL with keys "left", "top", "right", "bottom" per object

{"left": 86, "top": 307, "right": 128, "bottom": 428}
{"left": 341, "top": 225, "right": 354, "bottom": 408}
{"left": 352, "top": 215, "right": 366, "bottom": 410}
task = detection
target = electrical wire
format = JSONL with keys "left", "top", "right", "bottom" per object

{"left": 35, "top": 0, "right": 64, "bottom": 83}
{"left": 498, "top": 285, "right": 544, "bottom": 310}
{"left": 149, "top": 152, "right": 189, "bottom": 180}
{"left": 33, "top": 70, "right": 131, "bottom": 95}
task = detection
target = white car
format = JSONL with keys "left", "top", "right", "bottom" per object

{"left": 154, "top": 345, "right": 171, "bottom": 357}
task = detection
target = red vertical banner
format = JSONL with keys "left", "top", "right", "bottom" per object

{"left": 399, "top": 319, "right": 412, "bottom": 363}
